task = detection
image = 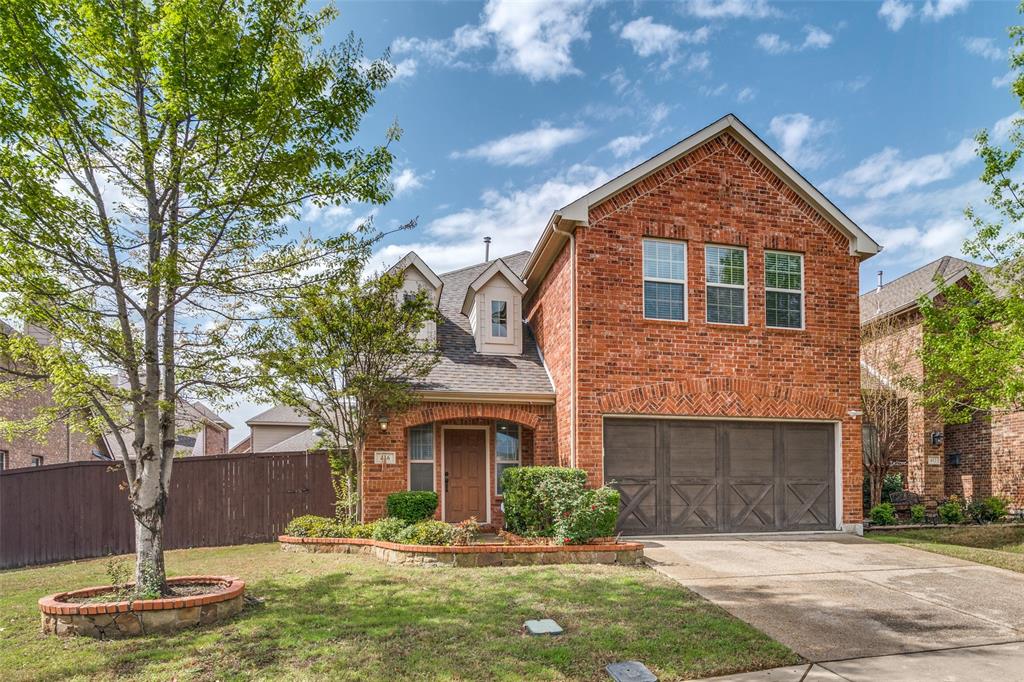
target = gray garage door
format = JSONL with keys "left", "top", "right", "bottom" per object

{"left": 604, "top": 419, "right": 835, "bottom": 535}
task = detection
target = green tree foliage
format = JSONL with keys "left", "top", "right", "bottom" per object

{"left": 255, "top": 254, "right": 439, "bottom": 522}
{"left": 920, "top": 12, "right": 1024, "bottom": 423}
{"left": 0, "top": 0, "right": 399, "bottom": 593}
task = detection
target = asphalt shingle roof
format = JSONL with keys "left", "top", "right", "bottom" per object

{"left": 859, "top": 255, "right": 987, "bottom": 324}
{"left": 414, "top": 250, "right": 554, "bottom": 396}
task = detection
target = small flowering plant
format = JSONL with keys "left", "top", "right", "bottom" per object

{"left": 552, "top": 487, "right": 621, "bottom": 545}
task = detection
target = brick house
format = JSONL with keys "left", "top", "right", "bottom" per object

{"left": 0, "top": 320, "right": 96, "bottom": 470}
{"left": 860, "top": 256, "right": 1024, "bottom": 509}
{"left": 352, "top": 114, "right": 881, "bottom": 534}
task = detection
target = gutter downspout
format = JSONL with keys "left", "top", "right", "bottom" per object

{"left": 552, "top": 218, "right": 577, "bottom": 469}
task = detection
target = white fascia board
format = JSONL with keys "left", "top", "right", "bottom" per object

{"left": 389, "top": 250, "right": 444, "bottom": 291}
{"left": 460, "top": 257, "right": 528, "bottom": 316}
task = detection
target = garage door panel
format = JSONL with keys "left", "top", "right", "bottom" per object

{"left": 669, "top": 481, "right": 718, "bottom": 531}
{"left": 606, "top": 419, "right": 835, "bottom": 535}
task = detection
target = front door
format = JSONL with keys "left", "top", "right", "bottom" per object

{"left": 444, "top": 429, "right": 487, "bottom": 522}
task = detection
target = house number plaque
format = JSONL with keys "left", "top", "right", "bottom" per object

{"left": 373, "top": 451, "right": 397, "bottom": 465}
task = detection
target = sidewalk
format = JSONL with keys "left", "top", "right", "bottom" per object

{"left": 699, "top": 641, "right": 1024, "bottom": 681}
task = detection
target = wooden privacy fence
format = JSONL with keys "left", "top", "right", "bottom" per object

{"left": 0, "top": 451, "right": 334, "bottom": 569}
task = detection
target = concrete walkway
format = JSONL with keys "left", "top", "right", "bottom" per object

{"left": 640, "top": 533, "right": 1024, "bottom": 680}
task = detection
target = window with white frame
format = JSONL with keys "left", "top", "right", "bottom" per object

{"left": 706, "top": 245, "right": 746, "bottom": 325}
{"left": 495, "top": 421, "right": 520, "bottom": 495}
{"left": 31, "top": 455, "right": 43, "bottom": 467}
{"left": 0, "top": 450, "right": 6, "bottom": 470}
{"left": 408, "top": 425, "right": 434, "bottom": 491}
{"left": 490, "top": 299, "right": 508, "bottom": 337}
{"left": 765, "top": 251, "right": 804, "bottom": 329}
{"left": 642, "top": 238, "right": 686, "bottom": 321}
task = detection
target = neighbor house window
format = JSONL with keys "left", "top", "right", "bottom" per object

{"left": 0, "top": 450, "right": 6, "bottom": 470}
{"left": 495, "top": 421, "right": 520, "bottom": 495}
{"left": 491, "top": 300, "right": 508, "bottom": 337}
{"left": 706, "top": 245, "right": 746, "bottom": 325}
{"left": 642, "top": 238, "right": 686, "bottom": 321}
{"left": 408, "top": 424, "right": 434, "bottom": 491}
{"left": 765, "top": 251, "right": 804, "bottom": 329}
{"left": 31, "top": 455, "right": 43, "bottom": 467}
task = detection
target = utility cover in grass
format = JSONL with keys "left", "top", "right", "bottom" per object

{"left": 606, "top": 660, "right": 657, "bottom": 682}
{"left": 523, "top": 619, "right": 563, "bottom": 636}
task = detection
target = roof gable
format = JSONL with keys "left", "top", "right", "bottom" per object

{"left": 389, "top": 251, "right": 443, "bottom": 292}
{"left": 460, "top": 258, "right": 528, "bottom": 316}
{"left": 860, "top": 255, "right": 986, "bottom": 324}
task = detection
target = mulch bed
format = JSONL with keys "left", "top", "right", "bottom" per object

{"left": 65, "top": 582, "right": 223, "bottom": 604}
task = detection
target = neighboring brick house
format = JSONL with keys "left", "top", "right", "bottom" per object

{"left": 94, "top": 400, "right": 233, "bottom": 460}
{"left": 0, "top": 320, "right": 95, "bottom": 470}
{"left": 860, "top": 256, "right": 1024, "bottom": 509}
{"left": 342, "top": 114, "right": 881, "bottom": 533}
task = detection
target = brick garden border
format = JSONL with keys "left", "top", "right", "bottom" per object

{"left": 39, "top": 576, "right": 245, "bottom": 638}
{"left": 279, "top": 535, "right": 645, "bottom": 567}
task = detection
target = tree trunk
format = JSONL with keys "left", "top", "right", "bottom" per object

{"left": 133, "top": 504, "right": 166, "bottom": 594}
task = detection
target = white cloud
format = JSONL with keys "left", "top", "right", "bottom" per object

{"left": 686, "top": 51, "right": 712, "bottom": 72}
{"left": 682, "top": 0, "right": 778, "bottom": 20}
{"left": 962, "top": 37, "right": 1004, "bottom": 61}
{"left": 993, "top": 70, "right": 1017, "bottom": 88}
{"left": 736, "top": 86, "right": 756, "bottom": 103}
{"left": 605, "top": 67, "right": 633, "bottom": 95}
{"left": 392, "top": 0, "right": 594, "bottom": 82}
{"left": 392, "top": 168, "right": 430, "bottom": 196}
{"left": 620, "top": 17, "right": 709, "bottom": 57}
{"left": 879, "top": 0, "right": 968, "bottom": 31}
{"left": 604, "top": 134, "right": 653, "bottom": 158}
{"left": 768, "top": 113, "right": 834, "bottom": 170}
{"left": 391, "top": 58, "right": 418, "bottom": 82}
{"left": 451, "top": 123, "right": 588, "bottom": 166}
{"left": 824, "top": 139, "right": 976, "bottom": 200}
{"left": 834, "top": 75, "right": 871, "bottom": 93}
{"left": 921, "top": 0, "right": 970, "bottom": 21}
{"left": 756, "top": 25, "right": 832, "bottom": 54}
{"left": 649, "top": 103, "right": 671, "bottom": 125}
{"left": 878, "top": 0, "right": 914, "bottom": 31}
{"left": 700, "top": 83, "right": 728, "bottom": 97}
{"left": 368, "top": 164, "right": 618, "bottom": 274}
{"left": 484, "top": 0, "right": 594, "bottom": 81}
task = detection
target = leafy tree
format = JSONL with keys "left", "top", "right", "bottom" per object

{"left": 255, "top": 253, "right": 440, "bottom": 522}
{"left": 0, "top": 0, "right": 399, "bottom": 594}
{"left": 919, "top": 17, "right": 1024, "bottom": 423}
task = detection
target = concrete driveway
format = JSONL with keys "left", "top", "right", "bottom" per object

{"left": 642, "top": 533, "right": 1024, "bottom": 668}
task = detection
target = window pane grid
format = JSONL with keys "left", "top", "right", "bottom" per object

{"left": 496, "top": 421, "right": 520, "bottom": 495}
{"left": 490, "top": 300, "right": 508, "bottom": 338}
{"left": 409, "top": 425, "right": 433, "bottom": 461}
{"left": 642, "top": 239, "right": 686, "bottom": 321}
{"left": 706, "top": 246, "right": 746, "bottom": 325}
{"left": 765, "top": 252, "right": 803, "bottom": 329}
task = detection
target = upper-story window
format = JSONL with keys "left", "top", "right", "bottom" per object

{"left": 0, "top": 450, "right": 6, "bottom": 470}
{"left": 765, "top": 251, "right": 804, "bottom": 329}
{"left": 491, "top": 300, "right": 508, "bottom": 337}
{"left": 31, "top": 455, "right": 43, "bottom": 467}
{"left": 706, "top": 245, "right": 746, "bottom": 325}
{"left": 642, "top": 238, "right": 686, "bottom": 321}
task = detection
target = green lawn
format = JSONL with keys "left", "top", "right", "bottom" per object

{"left": 871, "top": 525, "right": 1024, "bottom": 574}
{"left": 0, "top": 543, "right": 798, "bottom": 681}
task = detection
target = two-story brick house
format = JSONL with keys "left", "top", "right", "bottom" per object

{"left": 359, "top": 114, "right": 880, "bottom": 533}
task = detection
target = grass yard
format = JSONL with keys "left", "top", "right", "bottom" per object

{"left": 1, "top": 543, "right": 798, "bottom": 681}
{"left": 871, "top": 525, "right": 1024, "bottom": 574}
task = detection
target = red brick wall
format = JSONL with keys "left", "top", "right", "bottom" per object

{"left": 0, "top": 384, "right": 94, "bottom": 470}
{"left": 203, "top": 425, "right": 230, "bottom": 455}
{"left": 360, "top": 401, "right": 556, "bottom": 522}
{"left": 539, "top": 131, "right": 865, "bottom": 523}
{"left": 525, "top": 241, "right": 574, "bottom": 466}
{"left": 945, "top": 410, "right": 1024, "bottom": 508}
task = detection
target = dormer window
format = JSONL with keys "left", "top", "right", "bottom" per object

{"left": 462, "top": 258, "right": 528, "bottom": 356}
{"left": 491, "top": 300, "right": 508, "bottom": 337}
{"left": 389, "top": 251, "right": 443, "bottom": 343}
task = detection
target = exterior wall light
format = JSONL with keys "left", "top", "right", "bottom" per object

{"left": 378, "top": 416, "right": 390, "bottom": 432}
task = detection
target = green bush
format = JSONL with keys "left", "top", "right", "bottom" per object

{"left": 502, "top": 467, "right": 587, "bottom": 536}
{"left": 881, "top": 472, "right": 904, "bottom": 502}
{"left": 938, "top": 497, "right": 966, "bottom": 524}
{"left": 910, "top": 504, "right": 926, "bottom": 524}
{"left": 967, "top": 496, "right": 1010, "bottom": 524}
{"left": 869, "top": 503, "right": 898, "bottom": 526}
{"left": 346, "top": 523, "right": 376, "bottom": 539}
{"left": 397, "top": 520, "right": 457, "bottom": 545}
{"left": 370, "top": 517, "right": 409, "bottom": 542}
{"left": 284, "top": 515, "right": 347, "bottom": 538}
{"left": 553, "top": 487, "right": 621, "bottom": 545}
{"left": 386, "top": 491, "right": 439, "bottom": 523}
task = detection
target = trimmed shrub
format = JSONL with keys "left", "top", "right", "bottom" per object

{"left": 910, "top": 504, "right": 926, "bottom": 524}
{"left": 938, "top": 497, "right": 966, "bottom": 524}
{"left": 553, "top": 487, "right": 621, "bottom": 545}
{"left": 285, "top": 515, "right": 347, "bottom": 538}
{"left": 502, "top": 467, "right": 587, "bottom": 536}
{"left": 967, "top": 496, "right": 1010, "bottom": 524}
{"left": 386, "top": 491, "right": 439, "bottom": 523}
{"left": 402, "top": 520, "right": 457, "bottom": 545}
{"left": 451, "top": 517, "right": 481, "bottom": 546}
{"left": 370, "top": 517, "right": 409, "bottom": 542}
{"left": 869, "top": 503, "right": 898, "bottom": 526}
{"left": 347, "top": 523, "right": 376, "bottom": 539}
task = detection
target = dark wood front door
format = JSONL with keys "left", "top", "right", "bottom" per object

{"left": 604, "top": 419, "right": 835, "bottom": 535}
{"left": 444, "top": 429, "right": 487, "bottom": 522}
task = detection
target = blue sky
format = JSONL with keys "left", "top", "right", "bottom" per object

{"left": 226, "top": 0, "right": 1023, "bottom": 438}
